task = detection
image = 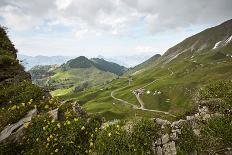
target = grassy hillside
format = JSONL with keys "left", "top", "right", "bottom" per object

{"left": 58, "top": 19, "right": 232, "bottom": 120}
{"left": 29, "top": 56, "right": 127, "bottom": 96}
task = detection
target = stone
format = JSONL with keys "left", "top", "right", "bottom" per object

{"left": 170, "top": 132, "right": 178, "bottom": 141}
{"left": 186, "top": 116, "right": 195, "bottom": 121}
{"left": 202, "top": 114, "right": 211, "bottom": 120}
{"left": 193, "top": 129, "right": 200, "bottom": 136}
{"left": 0, "top": 108, "right": 37, "bottom": 142}
{"left": 48, "top": 108, "right": 58, "bottom": 120}
{"left": 171, "top": 119, "right": 186, "bottom": 128}
{"left": 156, "top": 146, "right": 163, "bottom": 155}
{"left": 155, "top": 138, "right": 162, "bottom": 145}
{"left": 162, "top": 134, "right": 169, "bottom": 144}
{"left": 163, "top": 141, "right": 177, "bottom": 155}
{"left": 198, "top": 106, "right": 209, "bottom": 114}
{"left": 156, "top": 118, "right": 171, "bottom": 126}
{"left": 169, "top": 141, "right": 177, "bottom": 155}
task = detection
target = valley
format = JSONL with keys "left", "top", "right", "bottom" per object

{"left": 0, "top": 18, "right": 231, "bottom": 155}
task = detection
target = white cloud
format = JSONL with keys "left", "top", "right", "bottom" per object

{"left": 55, "top": 0, "right": 72, "bottom": 10}
{"left": 135, "top": 46, "right": 155, "bottom": 53}
{"left": 1, "top": 0, "right": 231, "bottom": 33}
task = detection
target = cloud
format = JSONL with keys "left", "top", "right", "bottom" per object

{"left": 0, "top": 0, "right": 231, "bottom": 34}
{"left": 123, "top": 0, "right": 232, "bottom": 33}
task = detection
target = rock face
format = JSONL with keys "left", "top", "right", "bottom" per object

{"left": 0, "top": 26, "right": 31, "bottom": 85}
{"left": 0, "top": 108, "right": 37, "bottom": 143}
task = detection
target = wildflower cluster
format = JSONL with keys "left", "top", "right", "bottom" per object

{"left": 22, "top": 103, "right": 102, "bottom": 154}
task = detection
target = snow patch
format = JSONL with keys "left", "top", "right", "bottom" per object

{"left": 213, "top": 41, "right": 222, "bottom": 49}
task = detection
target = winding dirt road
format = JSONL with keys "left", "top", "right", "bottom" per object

{"left": 111, "top": 80, "right": 176, "bottom": 117}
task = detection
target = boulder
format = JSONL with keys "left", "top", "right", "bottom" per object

{"left": 156, "top": 118, "right": 171, "bottom": 126}
{"left": 163, "top": 141, "right": 176, "bottom": 155}
{"left": 161, "top": 134, "right": 169, "bottom": 144}
{"left": 0, "top": 108, "right": 37, "bottom": 142}
{"left": 156, "top": 146, "right": 163, "bottom": 155}
{"left": 48, "top": 108, "right": 58, "bottom": 120}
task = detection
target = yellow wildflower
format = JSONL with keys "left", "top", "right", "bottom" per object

{"left": 24, "top": 122, "right": 30, "bottom": 128}
{"left": 90, "top": 142, "right": 93, "bottom": 147}
{"left": 55, "top": 149, "right": 59, "bottom": 153}
{"left": 81, "top": 126, "right": 85, "bottom": 130}
{"left": 108, "top": 133, "right": 112, "bottom": 137}
{"left": 36, "top": 138, "right": 39, "bottom": 142}
{"left": 50, "top": 134, "right": 53, "bottom": 139}
{"left": 45, "top": 105, "right": 49, "bottom": 109}
{"left": 116, "top": 125, "right": 120, "bottom": 128}
{"left": 74, "top": 118, "right": 79, "bottom": 122}
{"left": 47, "top": 137, "right": 50, "bottom": 142}
{"left": 66, "top": 120, "right": 71, "bottom": 125}
{"left": 57, "top": 123, "right": 61, "bottom": 128}
{"left": 11, "top": 105, "right": 17, "bottom": 110}
{"left": 51, "top": 119, "right": 55, "bottom": 123}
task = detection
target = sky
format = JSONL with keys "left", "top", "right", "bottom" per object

{"left": 0, "top": 0, "right": 231, "bottom": 57}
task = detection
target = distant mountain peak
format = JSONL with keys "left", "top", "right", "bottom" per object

{"left": 162, "top": 19, "right": 232, "bottom": 64}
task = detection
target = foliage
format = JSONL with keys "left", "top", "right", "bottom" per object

{"left": 200, "top": 80, "right": 232, "bottom": 114}
{"left": 95, "top": 118, "right": 160, "bottom": 154}
{"left": 177, "top": 122, "right": 198, "bottom": 154}
{"left": 0, "top": 55, "right": 17, "bottom": 66}
{"left": 198, "top": 115, "right": 232, "bottom": 154}
{"left": 0, "top": 80, "right": 46, "bottom": 105}
{"left": 14, "top": 108, "right": 103, "bottom": 154}
{"left": 0, "top": 96, "right": 58, "bottom": 131}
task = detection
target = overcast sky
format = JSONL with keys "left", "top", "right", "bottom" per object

{"left": 0, "top": 0, "right": 231, "bottom": 57}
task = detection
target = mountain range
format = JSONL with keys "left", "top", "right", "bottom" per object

{"left": 18, "top": 53, "right": 154, "bottom": 70}
{"left": 29, "top": 56, "right": 127, "bottom": 96}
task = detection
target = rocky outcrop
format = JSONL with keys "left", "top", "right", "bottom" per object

{"left": 153, "top": 104, "right": 228, "bottom": 155}
{"left": 0, "top": 108, "right": 37, "bottom": 143}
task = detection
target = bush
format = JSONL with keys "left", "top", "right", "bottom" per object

{"left": 177, "top": 122, "right": 198, "bottom": 154}
{"left": 198, "top": 115, "right": 232, "bottom": 154}
{"left": 0, "top": 55, "right": 16, "bottom": 66}
{"left": 0, "top": 80, "right": 46, "bottom": 105}
{"left": 95, "top": 118, "right": 160, "bottom": 154}
{"left": 16, "top": 111, "right": 102, "bottom": 154}
{"left": 200, "top": 80, "right": 232, "bottom": 114}
{"left": 0, "top": 97, "right": 59, "bottom": 132}
{"left": 95, "top": 122, "right": 132, "bottom": 154}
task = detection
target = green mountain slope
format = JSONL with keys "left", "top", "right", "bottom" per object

{"left": 29, "top": 56, "right": 126, "bottom": 96}
{"left": 59, "top": 19, "right": 232, "bottom": 120}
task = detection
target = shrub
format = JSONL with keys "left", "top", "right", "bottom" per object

{"left": 95, "top": 118, "right": 160, "bottom": 154}
{"left": 0, "top": 80, "right": 46, "bottom": 105}
{"left": 18, "top": 112, "right": 102, "bottom": 154}
{"left": 0, "top": 55, "right": 16, "bottom": 66}
{"left": 177, "top": 122, "right": 198, "bottom": 154}
{"left": 198, "top": 115, "right": 232, "bottom": 154}
{"left": 95, "top": 123, "right": 132, "bottom": 154}
{"left": 200, "top": 80, "right": 232, "bottom": 114}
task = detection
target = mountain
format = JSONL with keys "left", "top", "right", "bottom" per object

{"left": 18, "top": 54, "right": 73, "bottom": 70}
{"left": 29, "top": 56, "right": 127, "bottom": 96}
{"left": 60, "top": 19, "right": 232, "bottom": 120}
